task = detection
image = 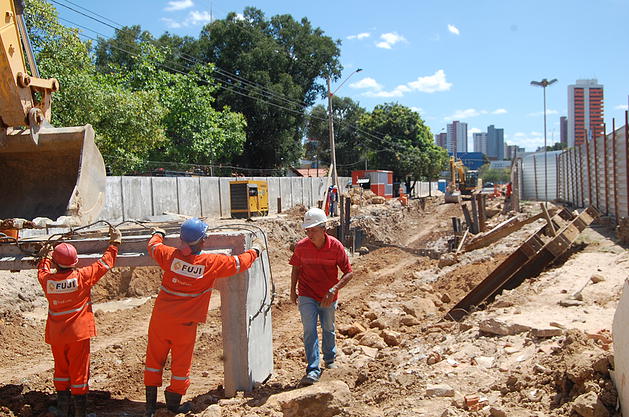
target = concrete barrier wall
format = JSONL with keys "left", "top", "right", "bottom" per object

{"left": 103, "top": 176, "right": 351, "bottom": 221}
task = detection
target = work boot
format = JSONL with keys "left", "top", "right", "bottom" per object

{"left": 55, "top": 390, "right": 71, "bottom": 417}
{"left": 144, "top": 386, "right": 157, "bottom": 417}
{"left": 164, "top": 390, "right": 191, "bottom": 414}
{"left": 72, "top": 394, "right": 87, "bottom": 417}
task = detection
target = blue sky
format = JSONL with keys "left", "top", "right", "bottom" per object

{"left": 56, "top": 0, "right": 629, "bottom": 152}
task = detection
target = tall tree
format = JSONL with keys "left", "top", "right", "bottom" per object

{"left": 191, "top": 7, "right": 342, "bottom": 169}
{"left": 358, "top": 103, "right": 448, "bottom": 180}
{"left": 306, "top": 96, "right": 366, "bottom": 176}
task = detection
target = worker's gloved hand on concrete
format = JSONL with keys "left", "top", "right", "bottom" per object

{"left": 37, "top": 242, "right": 53, "bottom": 259}
{"left": 251, "top": 238, "right": 266, "bottom": 257}
{"left": 109, "top": 227, "right": 122, "bottom": 245}
{"left": 151, "top": 227, "right": 166, "bottom": 237}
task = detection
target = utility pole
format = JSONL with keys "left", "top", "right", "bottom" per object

{"left": 531, "top": 78, "right": 557, "bottom": 206}
{"left": 327, "top": 77, "right": 338, "bottom": 189}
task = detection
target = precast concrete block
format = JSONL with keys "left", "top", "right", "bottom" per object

{"left": 122, "top": 177, "right": 153, "bottom": 220}
{"left": 613, "top": 279, "right": 629, "bottom": 417}
{"left": 200, "top": 177, "right": 221, "bottom": 218}
{"left": 151, "top": 177, "right": 178, "bottom": 216}
{"left": 266, "top": 178, "right": 280, "bottom": 213}
{"left": 219, "top": 178, "right": 232, "bottom": 218}
{"left": 303, "top": 178, "right": 314, "bottom": 207}
{"left": 102, "top": 176, "right": 123, "bottom": 222}
{"left": 279, "top": 177, "right": 292, "bottom": 210}
{"left": 210, "top": 232, "right": 274, "bottom": 397}
{"left": 291, "top": 177, "right": 304, "bottom": 207}
{"left": 177, "top": 177, "right": 202, "bottom": 217}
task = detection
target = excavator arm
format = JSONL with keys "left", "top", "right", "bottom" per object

{"left": 0, "top": 0, "right": 105, "bottom": 225}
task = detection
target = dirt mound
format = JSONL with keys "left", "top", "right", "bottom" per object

{"left": 92, "top": 267, "right": 162, "bottom": 302}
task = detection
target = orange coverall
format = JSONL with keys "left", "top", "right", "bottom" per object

{"left": 37, "top": 246, "right": 118, "bottom": 395}
{"left": 144, "top": 234, "right": 259, "bottom": 395}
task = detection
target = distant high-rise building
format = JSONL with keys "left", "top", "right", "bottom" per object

{"left": 446, "top": 121, "right": 467, "bottom": 154}
{"left": 486, "top": 125, "right": 504, "bottom": 160}
{"left": 560, "top": 116, "right": 568, "bottom": 146}
{"left": 434, "top": 132, "right": 447, "bottom": 149}
{"left": 505, "top": 144, "right": 524, "bottom": 160}
{"left": 568, "top": 79, "right": 604, "bottom": 147}
{"left": 473, "top": 132, "right": 487, "bottom": 154}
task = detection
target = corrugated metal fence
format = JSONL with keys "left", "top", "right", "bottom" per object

{"left": 556, "top": 117, "right": 629, "bottom": 223}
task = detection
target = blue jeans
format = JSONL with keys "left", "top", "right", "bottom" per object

{"left": 298, "top": 296, "right": 337, "bottom": 378}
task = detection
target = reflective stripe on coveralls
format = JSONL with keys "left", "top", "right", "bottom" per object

{"left": 172, "top": 375, "right": 189, "bottom": 381}
{"left": 233, "top": 255, "right": 240, "bottom": 273}
{"left": 54, "top": 377, "right": 70, "bottom": 382}
{"left": 48, "top": 302, "right": 92, "bottom": 317}
{"left": 159, "top": 286, "right": 212, "bottom": 298}
{"left": 149, "top": 243, "right": 163, "bottom": 256}
{"left": 145, "top": 366, "right": 162, "bottom": 373}
{"left": 97, "top": 259, "right": 111, "bottom": 270}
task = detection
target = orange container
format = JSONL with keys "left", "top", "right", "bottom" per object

{"left": 0, "top": 228, "right": 19, "bottom": 239}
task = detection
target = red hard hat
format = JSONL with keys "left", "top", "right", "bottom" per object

{"left": 52, "top": 243, "right": 79, "bottom": 268}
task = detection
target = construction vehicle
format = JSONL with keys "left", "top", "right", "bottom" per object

{"left": 444, "top": 156, "right": 481, "bottom": 203}
{"left": 0, "top": 0, "right": 105, "bottom": 225}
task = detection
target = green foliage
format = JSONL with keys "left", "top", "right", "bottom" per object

{"left": 173, "top": 7, "right": 343, "bottom": 169}
{"left": 545, "top": 142, "right": 567, "bottom": 151}
{"left": 358, "top": 103, "right": 448, "bottom": 180}
{"left": 479, "top": 165, "right": 511, "bottom": 183}
{"left": 306, "top": 96, "right": 366, "bottom": 176}
{"left": 24, "top": 0, "right": 246, "bottom": 174}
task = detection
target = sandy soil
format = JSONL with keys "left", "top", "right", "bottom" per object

{"left": 0, "top": 196, "right": 625, "bottom": 417}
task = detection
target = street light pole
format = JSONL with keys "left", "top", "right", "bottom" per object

{"left": 327, "top": 68, "right": 363, "bottom": 189}
{"left": 530, "top": 78, "right": 557, "bottom": 206}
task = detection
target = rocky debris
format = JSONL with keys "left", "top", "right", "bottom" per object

{"left": 339, "top": 322, "right": 367, "bottom": 338}
{"left": 358, "top": 331, "right": 387, "bottom": 349}
{"left": 560, "top": 298, "right": 585, "bottom": 307}
{"left": 380, "top": 330, "right": 402, "bottom": 346}
{"left": 261, "top": 380, "right": 352, "bottom": 417}
{"left": 590, "top": 274, "right": 605, "bottom": 283}
{"left": 615, "top": 217, "right": 629, "bottom": 244}
{"left": 198, "top": 404, "right": 221, "bottom": 417}
{"left": 572, "top": 391, "right": 610, "bottom": 417}
{"left": 425, "top": 384, "right": 455, "bottom": 397}
{"left": 371, "top": 196, "right": 386, "bottom": 204}
{"left": 399, "top": 315, "right": 420, "bottom": 326}
{"left": 478, "top": 318, "right": 530, "bottom": 336}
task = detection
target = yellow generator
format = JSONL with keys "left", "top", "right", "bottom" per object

{"left": 229, "top": 180, "right": 269, "bottom": 219}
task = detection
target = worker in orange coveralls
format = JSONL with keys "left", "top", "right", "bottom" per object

{"left": 143, "top": 218, "right": 266, "bottom": 416}
{"left": 37, "top": 227, "right": 122, "bottom": 417}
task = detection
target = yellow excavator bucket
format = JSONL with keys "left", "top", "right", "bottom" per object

{"left": 0, "top": 124, "right": 105, "bottom": 224}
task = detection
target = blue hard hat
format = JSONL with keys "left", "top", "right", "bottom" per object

{"left": 180, "top": 218, "right": 208, "bottom": 244}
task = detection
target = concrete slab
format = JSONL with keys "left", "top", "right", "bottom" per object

{"left": 200, "top": 177, "right": 221, "bottom": 218}
{"left": 279, "top": 177, "right": 292, "bottom": 210}
{"left": 177, "top": 177, "right": 202, "bottom": 217}
{"left": 291, "top": 177, "right": 304, "bottom": 207}
{"left": 219, "top": 178, "right": 232, "bottom": 218}
{"left": 266, "top": 177, "right": 280, "bottom": 214}
{"left": 102, "top": 176, "right": 123, "bottom": 222}
{"left": 613, "top": 279, "right": 629, "bottom": 417}
{"left": 122, "top": 177, "right": 153, "bottom": 220}
{"left": 151, "top": 177, "right": 178, "bottom": 216}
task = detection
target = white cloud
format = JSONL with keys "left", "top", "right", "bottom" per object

{"left": 492, "top": 108, "right": 507, "bottom": 114}
{"left": 444, "top": 108, "right": 487, "bottom": 121}
{"left": 615, "top": 104, "right": 629, "bottom": 110}
{"left": 469, "top": 127, "right": 481, "bottom": 134}
{"left": 164, "top": 0, "right": 193, "bottom": 12}
{"left": 161, "top": 17, "right": 182, "bottom": 28}
{"left": 410, "top": 106, "right": 424, "bottom": 114}
{"left": 407, "top": 70, "right": 452, "bottom": 93}
{"left": 349, "top": 77, "right": 383, "bottom": 90}
{"left": 352, "top": 70, "right": 451, "bottom": 98}
{"left": 527, "top": 109, "right": 559, "bottom": 117}
{"left": 507, "top": 131, "right": 544, "bottom": 151}
{"left": 347, "top": 32, "right": 371, "bottom": 40}
{"left": 189, "top": 10, "right": 212, "bottom": 24}
{"left": 375, "top": 32, "right": 407, "bottom": 49}
{"left": 161, "top": 9, "right": 212, "bottom": 28}
{"left": 448, "top": 24, "right": 460, "bottom": 35}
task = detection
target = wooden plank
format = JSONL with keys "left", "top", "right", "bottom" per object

{"left": 470, "top": 196, "right": 479, "bottom": 234}
{"left": 540, "top": 203, "right": 557, "bottom": 236}
{"left": 463, "top": 209, "right": 557, "bottom": 252}
{"left": 461, "top": 203, "right": 473, "bottom": 232}
{"left": 445, "top": 206, "right": 599, "bottom": 321}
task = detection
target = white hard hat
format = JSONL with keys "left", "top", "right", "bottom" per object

{"left": 303, "top": 207, "right": 327, "bottom": 229}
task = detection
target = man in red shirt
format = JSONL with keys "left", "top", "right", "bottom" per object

{"left": 143, "top": 218, "right": 265, "bottom": 416}
{"left": 37, "top": 227, "right": 122, "bottom": 417}
{"left": 289, "top": 208, "right": 353, "bottom": 385}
